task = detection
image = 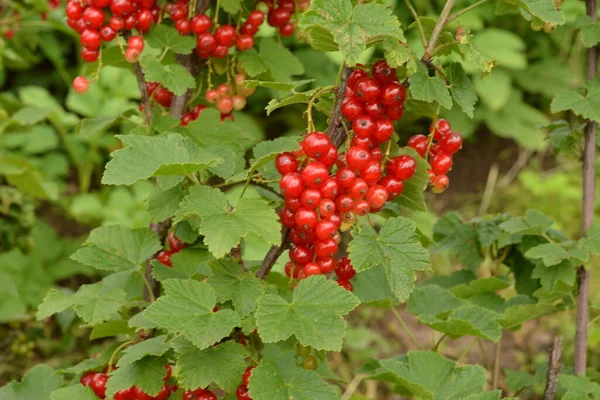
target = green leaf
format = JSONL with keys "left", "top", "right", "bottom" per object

{"left": 0, "top": 155, "right": 58, "bottom": 200}
{"left": 251, "top": 136, "right": 298, "bottom": 170}
{"left": 175, "top": 186, "right": 280, "bottom": 258}
{"left": 143, "top": 279, "right": 240, "bottom": 349}
{"left": 102, "top": 134, "right": 221, "bottom": 186}
{"left": 367, "top": 351, "right": 487, "bottom": 399}
{"left": 349, "top": 217, "right": 430, "bottom": 302}
{"left": 576, "top": 16, "right": 600, "bottom": 48}
{"left": 245, "top": 79, "right": 315, "bottom": 92}
{"left": 106, "top": 356, "right": 167, "bottom": 398}
{"left": 381, "top": 38, "right": 412, "bottom": 69}
{"left": 77, "top": 115, "right": 118, "bottom": 139}
{"left": 579, "top": 223, "right": 600, "bottom": 256}
{"left": 514, "top": 60, "right": 574, "bottom": 98}
{"left": 446, "top": 62, "right": 477, "bottom": 118}
{"left": 152, "top": 248, "right": 212, "bottom": 282}
{"left": 265, "top": 90, "right": 319, "bottom": 116}
{"left": 471, "top": 29, "right": 527, "bottom": 70}
{"left": 504, "top": 367, "right": 543, "bottom": 392}
{"left": 532, "top": 259, "right": 576, "bottom": 290}
{"left": 248, "top": 359, "right": 338, "bottom": 400}
{"left": 499, "top": 302, "right": 555, "bottom": 329}
{"left": 304, "top": 26, "right": 340, "bottom": 52}
{"left": 299, "top": 0, "right": 404, "bottom": 66}
{"left": 258, "top": 38, "right": 305, "bottom": 82}
{"left": 551, "top": 80, "right": 600, "bottom": 122}
{"left": 142, "top": 59, "right": 196, "bottom": 96}
{"left": 175, "top": 340, "right": 249, "bottom": 392}
{"left": 145, "top": 25, "right": 196, "bottom": 54}
{"left": 560, "top": 374, "right": 600, "bottom": 400}
{"left": 37, "top": 289, "right": 76, "bottom": 320}
{"left": 517, "top": 0, "right": 565, "bottom": 24}
{"left": 237, "top": 49, "right": 268, "bottom": 78}
{"left": 147, "top": 184, "right": 186, "bottom": 223}
{"left": 11, "top": 107, "right": 53, "bottom": 125}
{"left": 221, "top": 0, "right": 242, "bottom": 14}
{"left": 90, "top": 320, "right": 135, "bottom": 340}
{"left": 206, "top": 258, "right": 265, "bottom": 318}
{"left": 50, "top": 384, "right": 98, "bottom": 400}
{"left": 499, "top": 210, "right": 554, "bottom": 235}
{"left": 71, "top": 282, "right": 127, "bottom": 325}
{"left": 0, "top": 364, "right": 62, "bottom": 400}
{"left": 524, "top": 243, "right": 570, "bottom": 266}
{"left": 70, "top": 226, "right": 161, "bottom": 272}
{"left": 255, "top": 275, "right": 360, "bottom": 351}
{"left": 409, "top": 63, "right": 452, "bottom": 109}
{"left": 391, "top": 147, "right": 430, "bottom": 212}
{"left": 475, "top": 69, "right": 511, "bottom": 111}
{"left": 117, "top": 336, "right": 170, "bottom": 367}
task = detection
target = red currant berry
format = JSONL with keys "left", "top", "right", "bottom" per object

{"left": 191, "top": 14, "right": 212, "bottom": 34}
{"left": 72, "top": 76, "right": 89, "bottom": 94}
{"left": 109, "top": 15, "right": 125, "bottom": 30}
{"left": 270, "top": 7, "right": 291, "bottom": 26}
{"left": 110, "top": 0, "right": 135, "bottom": 16}
{"left": 301, "top": 132, "right": 331, "bottom": 159}
{"left": 431, "top": 174, "right": 449, "bottom": 193}
{"left": 319, "top": 258, "right": 335, "bottom": 273}
{"left": 193, "top": 104, "right": 207, "bottom": 118}
{"left": 364, "top": 102, "right": 386, "bottom": 119}
{"left": 168, "top": 232, "right": 186, "bottom": 252}
{"left": 337, "top": 279, "right": 353, "bottom": 291}
{"left": 215, "top": 25, "right": 237, "bottom": 47}
{"left": 346, "top": 146, "right": 371, "bottom": 170}
{"left": 348, "top": 178, "right": 369, "bottom": 200}
{"left": 360, "top": 161, "right": 382, "bottom": 184}
{"left": 315, "top": 239, "right": 338, "bottom": 259}
{"left": 320, "top": 178, "right": 339, "bottom": 199}
{"left": 196, "top": 389, "right": 218, "bottom": 400}
{"left": 285, "top": 261, "right": 300, "bottom": 278}
{"left": 320, "top": 145, "right": 338, "bottom": 167}
{"left": 430, "top": 118, "right": 451, "bottom": 140}
{"left": 82, "top": 7, "right": 105, "bottom": 29}
{"left": 125, "top": 47, "right": 141, "bottom": 63}
{"left": 315, "top": 220, "right": 338, "bottom": 241}
{"left": 217, "top": 96, "right": 234, "bottom": 114}
{"left": 279, "top": 23, "right": 294, "bottom": 36}
{"left": 295, "top": 207, "right": 318, "bottom": 229}
{"left": 280, "top": 172, "right": 304, "bottom": 198}
{"left": 352, "top": 199, "right": 370, "bottom": 216}
{"left": 156, "top": 250, "right": 173, "bottom": 267}
{"left": 366, "top": 185, "right": 388, "bottom": 209}
{"left": 318, "top": 198, "right": 336, "bottom": 218}
{"left": 236, "top": 34, "right": 254, "bottom": 51}
{"left": 136, "top": 9, "right": 154, "bottom": 32}
{"left": 352, "top": 115, "right": 375, "bottom": 138}
{"left": 372, "top": 117, "right": 394, "bottom": 143}
{"left": 248, "top": 10, "right": 265, "bottom": 26}
{"left": 336, "top": 195, "right": 354, "bottom": 213}
{"left": 241, "top": 21, "right": 259, "bottom": 35}
{"left": 205, "top": 89, "right": 219, "bottom": 103}
{"left": 439, "top": 131, "right": 462, "bottom": 154}
{"left": 355, "top": 77, "right": 381, "bottom": 103}
{"left": 387, "top": 155, "right": 417, "bottom": 180}
{"left": 386, "top": 104, "right": 404, "bottom": 121}
{"left": 153, "top": 87, "right": 173, "bottom": 108}
{"left": 242, "top": 366, "right": 255, "bottom": 386}
{"left": 371, "top": 59, "right": 397, "bottom": 84}
{"left": 280, "top": 208, "right": 297, "bottom": 227}
{"left": 127, "top": 35, "right": 144, "bottom": 51}
{"left": 304, "top": 262, "right": 321, "bottom": 276}
{"left": 370, "top": 147, "right": 383, "bottom": 161}
{"left": 381, "top": 82, "right": 406, "bottom": 106}
{"left": 407, "top": 134, "right": 429, "bottom": 157}
{"left": 431, "top": 153, "right": 453, "bottom": 175}
{"left": 275, "top": 152, "right": 298, "bottom": 175}
{"left": 197, "top": 33, "right": 217, "bottom": 52}
{"left": 349, "top": 68, "right": 368, "bottom": 88}
{"left": 90, "top": 373, "right": 108, "bottom": 398}
{"left": 175, "top": 19, "right": 191, "bottom": 34}
{"left": 66, "top": 1, "right": 84, "bottom": 20}
{"left": 290, "top": 245, "right": 313, "bottom": 265}
{"left": 335, "top": 257, "right": 356, "bottom": 279}
{"left": 300, "top": 188, "right": 321, "bottom": 209}
{"left": 301, "top": 161, "right": 329, "bottom": 188}
{"left": 341, "top": 97, "right": 364, "bottom": 121}
{"left": 80, "top": 29, "right": 102, "bottom": 49}
{"left": 80, "top": 371, "right": 96, "bottom": 386}
{"left": 336, "top": 168, "right": 357, "bottom": 188}
{"left": 380, "top": 176, "right": 404, "bottom": 199}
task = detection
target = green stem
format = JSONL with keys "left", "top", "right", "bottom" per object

{"left": 306, "top": 85, "right": 335, "bottom": 132}
{"left": 433, "top": 333, "right": 447, "bottom": 352}
{"left": 404, "top": 0, "right": 428, "bottom": 48}
{"left": 492, "top": 338, "right": 502, "bottom": 389}
{"left": 391, "top": 307, "right": 422, "bottom": 350}
{"left": 139, "top": 271, "right": 156, "bottom": 302}
{"left": 457, "top": 338, "right": 477, "bottom": 363}
{"left": 50, "top": 120, "right": 85, "bottom": 191}
{"left": 445, "top": 0, "right": 492, "bottom": 26}
{"left": 107, "top": 340, "right": 135, "bottom": 373}
{"left": 213, "top": 0, "right": 220, "bottom": 24}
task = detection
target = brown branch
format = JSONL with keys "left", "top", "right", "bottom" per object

{"left": 422, "top": 0, "right": 457, "bottom": 63}
{"left": 255, "top": 65, "right": 352, "bottom": 280}
{"left": 170, "top": 0, "right": 211, "bottom": 119}
{"left": 144, "top": 220, "right": 171, "bottom": 302}
{"left": 544, "top": 336, "right": 563, "bottom": 400}
{"left": 574, "top": 0, "right": 597, "bottom": 376}
{"left": 123, "top": 31, "right": 152, "bottom": 125}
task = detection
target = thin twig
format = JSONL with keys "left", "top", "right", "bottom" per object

{"left": 445, "top": 0, "right": 491, "bottom": 26}
{"left": 544, "top": 336, "right": 563, "bottom": 400}
{"left": 404, "top": 0, "right": 428, "bottom": 48}
{"left": 340, "top": 374, "right": 367, "bottom": 400}
{"left": 390, "top": 307, "right": 422, "bottom": 350}
{"left": 478, "top": 163, "right": 499, "bottom": 216}
{"left": 255, "top": 65, "right": 352, "bottom": 280}
{"left": 492, "top": 337, "right": 502, "bottom": 389}
{"left": 122, "top": 31, "right": 152, "bottom": 125}
{"left": 575, "top": 0, "right": 597, "bottom": 376}
{"left": 144, "top": 221, "right": 170, "bottom": 302}
{"left": 422, "top": 0, "right": 457, "bottom": 62}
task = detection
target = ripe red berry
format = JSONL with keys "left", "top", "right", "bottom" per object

{"left": 125, "top": 47, "right": 141, "bottom": 63}
{"left": 431, "top": 153, "right": 453, "bottom": 175}
{"left": 315, "top": 239, "right": 338, "bottom": 259}
{"left": 304, "top": 262, "right": 321, "bottom": 276}
{"left": 236, "top": 34, "right": 254, "bottom": 51}
{"left": 285, "top": 261, "right": 300, "bottom": 278}
{"left": 290, "top": 245, "right": 314, "bottom": 265}
{"left": 242, "top": 366, "right": 255, "bottom": 386}
{"left": 387, "top": 155, "right": 417, "bottom": 180}
{"left": 280, "top": 208, "right": 296, "bottom": 228}
{"left": 319, "top": 199, "right": 336, "bottom": 218}
{"left": 364, "top": 102, "right": 386, "bottom": 119}
{"left": 373, "top": 117, "right": 394, "bottom": 143}
{"left": 407, "top": 134, "right": 429, "bottom": 157}
{"left": 217, "top": 96, "right": 234, "bottom": 114}
{"left": 439, "top": 131, "right": 462, "bottom": 154}
{"left": 336, "top": 168, "right": 357, "bottom": 188}
{"left": 136, "top": 9, "right": 154, "bottom": 32}
{"left": 353, "top": 199, "right": 370, "bottom": 216}
{"left": 337, "top": 279, "right": 353, "bottom": 291}
{"left": 349, "top": 68, "right": 368, "bottom": 88}
{"left": 66, "top": 1, "right": 84, "bottom": 20}
{"left": 346, "top": 146, "right": 371, "bottom": 170}
{"left": 366, "top": 185, "right": 388, "bottom": 209}
{"left": 320, "top": 145, "right": 338, "bottom": 167}
{"left": 371, "top": 59, "right": 397, "bottom": 84}
{"left": 315, "top": 219, "right": 338, "bottom": 241}
{"left": 275, "top": 152, "right": 298, "bottom": 175}
{"left": 319, "top": 258, "right": 335, "bottom": 273}
{"left": 191, "top": 14, "right": 212, "bottom": 34}
{"left": 109, "top": 16, "right": 125, "bottom": 30}
{"left": 285, "top": 197, "right": 301, "bottom": 212}
{"left": 72, "top": 76, "right": 89, "bottom": 94}
{"left": 335, "top": 257, "right": 356, "bottom": 279}
{"left": 381, "top": 82, "right": 406, "bottom": 106}
{"left": 279, "top": 23, "right": 294, "bottom": 36}
{"left": 196, "top": 389, "right": 218, "bottom": 400}
{"left": 175, "top": 19, "right": 191, "bottom": 34}
{"left": 99, "top": 25, "right": 116, "bottom": 41}
{"left": 248, "top": 10, "right": 265, "bottom": 26}
{"left": 241, "top": 21, "right": 259, "bottom": 35}
{"left": 80, "top": 29, "right": 102, "bottom": 49}
{"left": 127, "top": 35, "right": 145, "bottom": 51}
{"left": 320, "top": 178, "right": 339, "bottom": 199}
{"left": 205, "top": 89, "right": 219, "bottom": 103}
{"left": 270, "top": 7, "right": 291, "bottom": 26}
{"left": 301, "top": 162, "right": 329, "bottom": 188}
{"left": 341, "top": 97, "right": 363, "bottom": 121}
{"left": 370, "top": 147, "right": 383, "bottom": 161}
{"left": 360, "top": 160, "right": 382, "bottom": 184}
{"left": 197, "top": 33, "right": 217, "bottom": 52}
{"left": 153, "top": 87, "right": 173, "bottom": 108}
{"left": 301, "top": 132, "right": 331, "bottom": 159}
{"left": 355, "top": 77, "right": 381, "bottom": 103}
{"left": 380, "top": 176, "right": 404, "bottom": 199}
{"left": 300, "top": 188, "right": 321, "bottom": 209}
{"left": 348, "top": 178, "right": 369, "bottom": 200}
{"left": 81, "top": 48, "right": 99, "bottom": 62}
{"left": 156, "top": 251, "right": 173, "bottom": 267}
{"left": 280, "top": 172, "right": 304, "bottom": 198}
{"left": 168, "top": 232, "right": 186, "bottom": 252}
{"left": 386, "top": 104, "right": 404, "bottom": 121}
{"left": 215, "top": 25, "right": 237, "bottom": 47}
{"left": 431, "top": 174, "right": 450, "bottom": 193}
{"left": 82, "top": 7, "right": 105, "bottom": 29}
{"left": 336, "top": 195, "right": 354, "bottom": 213}
{"left": 352, "top": 115, "right": 375, "bottom": 138}
{"left": 90, "top": 373, "right": 108, "bottom": 398}
{"left": 80, "top": 371, "right": 96, "bottom": 386}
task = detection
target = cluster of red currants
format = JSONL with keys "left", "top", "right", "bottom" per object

{"left": 276, "top": 129, "right": 416, "bottom": 289}
{"left": 204, "top": 73, "right": 255, "bottom": 120}
{"left": 156, "top": 232, "right": 187, "bottom": 267}
{"left": 182, "top": 388, "right": 217, "bottom": 400}
{"left": 406, "top": 118, "right": 463, "bottom": 193}
{"left": 66, "top": 0, "right": 157, "bottom": 64}
{"left": 81, "top": 365, "right": 175, "bottom": 399}
{"left": 235, "top": 366, "right": 254, "bottom": 400}
{"left": 258, "top": 0, "right": 308, "bottom": 37}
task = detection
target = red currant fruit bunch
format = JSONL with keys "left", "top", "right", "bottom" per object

{"left": 335, "top": 257, "right": 356, "bottom": 291}
{"left": 259, "top": 0, "right": 299, "bottom": 37}
{"left": 235, "top": 366, "right": 255, "bottom": 400}
{"left": 183, "top": 388, "right": 218, "bottom": 400}
{"left": 81, "top": 364, "right": 175, "bottom": 399}
{"left": 406, "top": 118, "right": 463, "bottom": 193}
{"left": 145, "top": 82, "right": 175, "bottom": 108}
{"left": 202, "top": 72, "right": 255, "bottom": 120}
{"left": 156, "top": 232, "right": 187, "bottom": 268}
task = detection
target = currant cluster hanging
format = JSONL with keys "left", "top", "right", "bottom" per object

{"left": 156, "top": 232, "right": 187, "bottom": 267}
{"left": 81, "top": 365, "right": 175, "bottom": 399}
{"left": 407, "top": 118, "right": 463, "bottom": 192}
{"left": 235, "top": 366, "right": 255, "bottom": 400}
